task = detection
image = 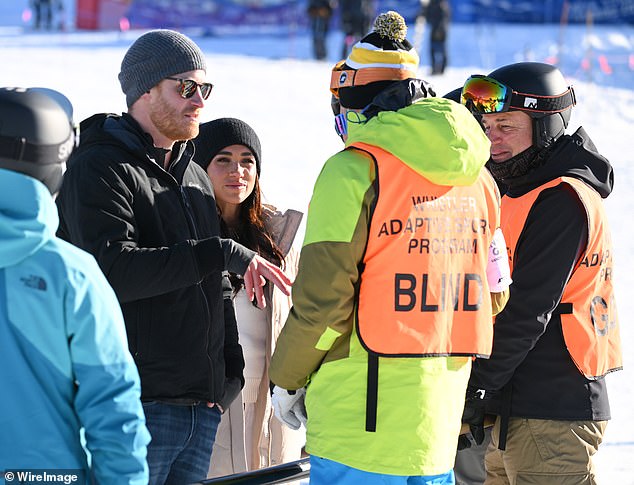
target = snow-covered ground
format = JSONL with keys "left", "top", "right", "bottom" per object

{"left": 1, "top": 2, "right": 633, "bottom": 483}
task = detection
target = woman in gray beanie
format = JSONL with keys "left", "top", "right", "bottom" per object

{"left": 194, "top": 118, "right": 306, "bottom": 477}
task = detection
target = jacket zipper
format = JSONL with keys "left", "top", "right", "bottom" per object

{"left": 179, "top": 185, "right": 215, "bottom": 402}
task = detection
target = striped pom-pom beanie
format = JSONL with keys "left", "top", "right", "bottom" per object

{"left": 335, "top": 11, "right": 420, "bottom": 109}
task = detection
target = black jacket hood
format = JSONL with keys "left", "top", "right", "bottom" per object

{"left": 505, "top": 127, "right": 614, "bottom": 199}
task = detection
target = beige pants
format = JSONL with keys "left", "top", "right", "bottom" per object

{"left": 485, "top": 417, "right": 607, "bottom": 485}
{"left": 208, "top": 400, "right": 305, "bottom": 478}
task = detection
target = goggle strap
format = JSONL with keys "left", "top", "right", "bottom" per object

{"left": 0, "top": 133, "right": 72, "bottom": 162}
{"left": 330, "top": 67, "right": 416, "bottom": 96}
{"left": 510, "top": 87, "right": 576, "bottom": 113}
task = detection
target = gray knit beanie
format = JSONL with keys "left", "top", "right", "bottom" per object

{"left": 118, "top": 29, "right": 207, "bottom": 108}
{"left": 193, "top": 118, "right": 262, "bottom": 176}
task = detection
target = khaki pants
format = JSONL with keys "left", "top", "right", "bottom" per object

{"left": 485, "top": 417, "right": 607, "bottom": 485}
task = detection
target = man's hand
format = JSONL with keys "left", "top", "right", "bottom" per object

{"left": 243, "top": 254, "right": 292, "bottom": 308}
{"left": 206, "top": 402, "right": 224, "bottom": 413}
{"left": 460, "top": 386, "right": 496, "bottom": 449}
{"left": 271, "top": 385, "right": 307, "bottom": 430}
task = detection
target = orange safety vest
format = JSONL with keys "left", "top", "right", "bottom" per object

{"left": 501, "top": 176, "right": 622, "bottom": 379}
{"left": 354, "top": 142, "right": 501, "bottom": 358}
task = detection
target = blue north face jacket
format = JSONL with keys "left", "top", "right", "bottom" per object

{"left": 0, "top": 168, "right": 150, "bottom": 484}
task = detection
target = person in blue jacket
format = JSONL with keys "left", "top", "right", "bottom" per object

{"left": 0, "top": 87, "right": 150, "bottom": 485}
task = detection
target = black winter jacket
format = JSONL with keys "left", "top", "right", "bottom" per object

{"left": 470, "top": 127, "right": 614, "bottom": 421}
{"left": 56, "top": 113, "right": 251, "bottom": 404}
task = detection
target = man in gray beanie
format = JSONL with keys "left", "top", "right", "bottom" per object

{"left": 55, "top": 29, "right": 292, "bottom": 485}
{"left": 118, "top": 28, "right": 208, "bottom": 108}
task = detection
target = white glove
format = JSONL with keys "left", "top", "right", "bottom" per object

{"left": 271, "top": 385, "right": 307, "bottom": 430}
{"left": 487, "top": 228, "right": 512, "bottom": 292}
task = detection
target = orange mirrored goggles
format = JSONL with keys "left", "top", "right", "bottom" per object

{"left": 461, "top": 74, "right": 576, "bottom": 115}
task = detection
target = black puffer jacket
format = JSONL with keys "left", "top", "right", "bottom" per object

{"left": 56, "top": 113, "right": 250, "bottom": 404}
{"left": 470, "top": 127, "right": 614, "bottom": 421}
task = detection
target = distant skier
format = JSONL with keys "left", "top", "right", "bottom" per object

{"left": 418, "top": 0, "right": 451, "bottom": 75}
{"left": 338, "top": 0, "right": 374, "bottom": 58}
{"left": 307, "top": 0, "right": 335, "bottom": 60}
{"left": 30, "top": 0, "right": 63, "bottom": 30}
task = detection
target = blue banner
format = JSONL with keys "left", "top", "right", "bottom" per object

{"left": 126, "top": 0, "right": 305, "bottom": 33}
{"left": 123, "top": 0, "right": 634, "bottom": 30}
{"left": 462, "top": 0, "right": 634, "bottom": 24}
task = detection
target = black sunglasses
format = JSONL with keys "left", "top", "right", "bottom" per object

{"left": 165, "top": 77, "right": 213, "bottom": 100}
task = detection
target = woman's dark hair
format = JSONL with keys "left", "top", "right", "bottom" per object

{"left": 219, "top": 176, "right": 284, "bottom": 270}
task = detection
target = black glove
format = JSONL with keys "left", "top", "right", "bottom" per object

{"left": 460, "top": 386, "right": 497, "bottom": 449}
{"left": 457, "top": 434, "right": 472, "bottom": 451}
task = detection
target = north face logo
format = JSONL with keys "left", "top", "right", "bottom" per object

{"left": 20, "top": 275, "right": 47, "bottom": 291}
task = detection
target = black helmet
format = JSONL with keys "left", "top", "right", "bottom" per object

{"left": 486, "top": 62, "right": 575, "bottom": 148}
{"left": 0, "top": 87, "right": 77, "bottom": 194}
{"left": 443, "top": 87, "right": 462, "bottom": 103}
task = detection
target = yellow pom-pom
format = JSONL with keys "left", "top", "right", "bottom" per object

{"left": 373, "top": 11, "right": 407, "bottom": 42}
